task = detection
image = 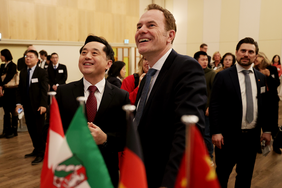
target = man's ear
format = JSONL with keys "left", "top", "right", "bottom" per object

{"left": 167, "top": 30, "right": 176, "bottom": 44}
{"left": 106, "top": 60, "right": 112, "bottom": 71}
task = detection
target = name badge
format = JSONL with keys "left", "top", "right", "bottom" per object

{"left": 261, "top": 86, "right": 266, "bottom": 93}
{"left": 32, "top": 78, "right": 38, "bottom": 83}
{"left": 45, "top": 65, "right": 48, "bottom": 68}
{"left": 58, "top": 69, "right": 64, "bottom": 73}
{"left": 271, "top": 74, "right": 275, "bottom": 78}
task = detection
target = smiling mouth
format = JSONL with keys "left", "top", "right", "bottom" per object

{"left": 83, "top": 62, "right": 93, "bottom": 65}
{"left": 139, "top": 39, "right": 150, "bottom": 43}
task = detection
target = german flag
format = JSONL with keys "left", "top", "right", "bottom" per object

{"left": 175, "top": 125, "right": 220, "bottom": 188}
{"left": 118, "top": 110, "right": 147, "bottom": 188}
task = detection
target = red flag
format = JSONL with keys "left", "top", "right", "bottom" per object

{"left": 40, "top": 97, "right": 65, "bottom": 188}
{"left": 175, "top": 126, "right": 220, "bottom": 188}
{"left": 118, "top": 116, "right": 147, "bottom": 188}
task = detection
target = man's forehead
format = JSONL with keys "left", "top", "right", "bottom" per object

{"left": 138, "top": 9, "right": 164, "bottom": 23}
{"left": 83, "top": 41, "right": 105, "bottom": 50}
{"left": 239, "top": 43, "right": 256, "bottom": 50}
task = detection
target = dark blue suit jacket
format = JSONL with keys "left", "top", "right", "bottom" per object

{"left": 209, "top": 65, "right": 270, "bottom": 146}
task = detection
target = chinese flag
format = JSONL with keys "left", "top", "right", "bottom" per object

{"left": 118, "top": 115, "right": 147, "bottom": 188}
{"left": 40, "top": 97, "right": 65, "bottom": 188}
{"left": 175, "top": 126, "right": 220, "bottom": 188}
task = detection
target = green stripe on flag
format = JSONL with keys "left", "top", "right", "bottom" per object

{"left": 64, "top": 106, "right": 114, "bottom": 188}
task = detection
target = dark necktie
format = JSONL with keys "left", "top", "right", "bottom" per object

{"left": 242, "top": 70, "right": 253, "bottom": 123}
{"left": 134, "top": 68, "right": 157, "bottom": 126}
{"left": 86, "top": 85, "right": 97, "bottom": 122}
{"left": 26, "top": 68, "right": 31, "bottom": 95}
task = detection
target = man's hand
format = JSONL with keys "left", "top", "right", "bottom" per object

{"left": 260, "top": 69, "right": 270, "bottom": 77}
{"left": 0, "top": 86, "right": 3, "bottom": 97}
{"left": 88, "top": 122, "right": 107, "bottom": 145}
{"left": 205, "top": 107, "right": 209, "bottom": 116}
{"left": 37, "top": 106, "right": 46, "bottom": 114}
{"left": 260, "top": 132, "right": 271, "bottom": 146}
{"left": 212, "top": 134, "right": 224, "bottom": 149}
{"left": 16, "top": 105, "right": 24, "bottom": 114}
{"left": 52, "top": 85, "right": 58, "bottom": 91}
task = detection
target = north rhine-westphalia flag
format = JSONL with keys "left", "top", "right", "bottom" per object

{"left": 175, "top": 125, "right": 220, "bottom": 188}
{"left": 41, "top": 97, "right": 65, "bottom": 188}
{"left": 118, "top": 112, "right": 147, "bottom": 188}
{"left": 52, "top": 105, "right": 113, "bottom": 188}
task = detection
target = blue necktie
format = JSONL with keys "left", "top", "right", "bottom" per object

{"left": 54, "top": 65, "right": 57, "bottom": 70}
{"left": 242, "top": 70, "right": 253, "bottom": 123}
{"left": 134, "top": 68, "right": 157, "bottom": 126}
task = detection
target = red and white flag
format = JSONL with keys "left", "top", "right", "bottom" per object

{"left": 40, "top": 97, "right": 65, "bottom": 188}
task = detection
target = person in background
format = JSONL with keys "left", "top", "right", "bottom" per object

{"left": 254, "top": 52, "right": 281, "bottom": 154}
{"left": 272, "top": 55, "right": 282, "bottom": 77}
{"left": 215, "top": 52, "right": 236, "bottom": 73}
{"left": 210, "top": 51, "right": 222, "bottom": 70}
{"left": 0, "top": 49, "right": 18, "bottom": 138}
{"left": 121, "top": 56, "right": 149, "bottom": 104}
{"left": 107, "top": 61, "right": 126, "bottom": 88}
{"left": 39, "top": 50, "right": 48, "bottom": 70}
{"left": 16, "top": 50, "right": 48, "bottom": 165}
{"left": 47, "top": 53, "right": 68, "bottom": 91}
{"left": 17, "top": 46, "right": 37, "bottom": 71}
{"left": 194, "top": 51, "right": 216, "bottom": 165}
{"left": 210, "top": 37, "right": 271, "bottom": 188}
{"left": 273, "top": 55, "right": 282, "bottom": 100}
{"left": 200, "top": 43, "right": 211, "bottom": 65}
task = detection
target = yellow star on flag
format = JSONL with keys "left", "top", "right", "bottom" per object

{"left": 204, "top": 155, "right": 217, "bottom": 181}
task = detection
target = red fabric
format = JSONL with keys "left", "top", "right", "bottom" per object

{"left": 119, "top": 148, "right": 147, "bottom": 188}
{"left": 41, "top": 97, "right": 65, "bottom": 188}
{"left": 86, "top": 85, "right": 97, "bottom": 122}
{"left": 121, "top": 75, "right": 139, "bottom": 105}
{"left": 273, "top": 64, "right": 282, "bottom": 77}
{"left": 175, "top": 126, "right": 220, "bottom": 188}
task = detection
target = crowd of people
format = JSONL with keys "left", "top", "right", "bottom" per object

{"left": 0, "top": 3, "right": 282, "bottom": 188}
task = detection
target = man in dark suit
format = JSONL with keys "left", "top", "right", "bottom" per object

{"left": 39, "top": 50, "right": 49, "bottom": 70}
{"left": 209, "top": 37, "right": 271, "bottom": 188}
{"left": 134, "top": 4, "right": 207, "bottom": 188}
{"left": 200, "top": 43, "right": 211, "bottom": 66}
{"left": 48, "top": 53, "right": 67, "bottom": 91}
{"left": 56, "top": 35, "right": 130, "bottom": 188}
{"left": 16, "top": 50, "right": 48, "bottom": 165}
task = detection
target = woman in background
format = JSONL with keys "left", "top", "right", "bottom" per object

{"left": 215, "top": 52, "right": 235, "bottom": 73}
{"left": 0, "top": 49, "right": 18, "bottom": 138}
{"left": 121, "top": 56, "right": 149, "bottom": 104}
{"left": 107, "top": 61, "right": 126, "bottom": 88}
{"left": 254, "top": 52, "right": 281, "bottom": 154}
{"left": 210, "top": 51, "right": 222, "bottom": 70}
{"left": 272, "top": 55, "right": 282, "bottom": 100}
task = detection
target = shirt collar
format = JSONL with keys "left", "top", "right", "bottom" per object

{"left": 83, "top": 78, "right": 105, "bottom": 94}
{"left": 151, "top": 48, "right": 172, "bottom": 70}
{"left": 236, "top": 62, "right": 254, "bottom": 73}
{"left": 53, "top": 63, "right": 59, "bottom": 68}
{"left": 28, "top": 64, "right": 37, "bottom": 71}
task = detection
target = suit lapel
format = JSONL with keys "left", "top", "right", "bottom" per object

{"left": 72, "top": 79, "right": 84, "bottom": 100}
{"left": 229, "top": 65, "right": 242, "bottom": 101}
{"left": 95, "top": 81, "right": 113, "bottom": 120}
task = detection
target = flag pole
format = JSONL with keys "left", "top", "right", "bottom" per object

{"left": 48, "top": 91, "right": 56, "bottom": 104}
{"left": 122, "top": 104, "right": 136, "bottom": 122}
{"left": 181, "top": 115, "right": 199, "bottom": 188}
{"left": 76, "top": 96, "right": 86, "bottom": 114}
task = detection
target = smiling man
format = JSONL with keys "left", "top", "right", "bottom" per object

{"left": 134, "top": 4, "right": 207, "bottom": 188}
{"left": 210, "top": 37, "right": 271, "bottom": 188}
{"left": 56, "top": 35, "right": 130, "bottom": 188}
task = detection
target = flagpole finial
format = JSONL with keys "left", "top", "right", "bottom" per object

{"left": 181, "top": 115, "right": 199, "bottom": 125}
{"left": 48, "top": 91, "right": 56, "bottom": 104}
{"left": 77, "top": 96, "right": 86, "bottom": 114}
{"left": 122, "top": 104, "right": 136, "bottom": 112}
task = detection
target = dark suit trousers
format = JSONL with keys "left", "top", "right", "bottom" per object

{"left": 24, "top": 102, "right": 46, "bottom": 156}
{"left": 215, "top": 130, "right": 257, "bottom": 188}
{"left": 3, "top": 88, "right": 18, "bottom": 135}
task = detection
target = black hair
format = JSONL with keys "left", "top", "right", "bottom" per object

{"left": 39, "top": 50, "right": 48, "bottom": 57}
{"left": 26, "top": 50, "right": 38, "bottom": 58}
{"left": 0, "top": 49, "right": 13, "bottom": 61}
{"left": 194, "top": 51, "right": 207, "bottom": 61}
{"left": 236, "top": 37, "right": 259, "bottom": 54}
{"left": 108, "top": 61, "right": 125, "bottom": 77}
{"left": 272, "top": 55, "right": 281, "bottom": 65}
{"left": 220, "top": 52, "right": 236, "bottom": 68}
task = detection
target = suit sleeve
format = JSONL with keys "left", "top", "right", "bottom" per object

{"left": 39, "top": 69, "right": 48, "bottom": 108}
{"left": 209, "top": 72, "right": 224, "bottom": 135}
{"left": 162, "top": 59, "right": 207, "bottom": 187}
{"left": 61, "top": 65, "right": 68, "bottom": 84}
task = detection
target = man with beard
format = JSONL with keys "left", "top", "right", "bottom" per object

{"left": 209, "top": 37, "right": 271, "bottom": 188}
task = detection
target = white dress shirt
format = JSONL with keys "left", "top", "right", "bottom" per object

{"left": 236, "top": 63, "right": 258, "bottom": 129}
{"left": 28, "top": 65, "right": 37, "bottom": 86}
{"left": 83, "top": 78, "right": 105, "bottom": 110}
